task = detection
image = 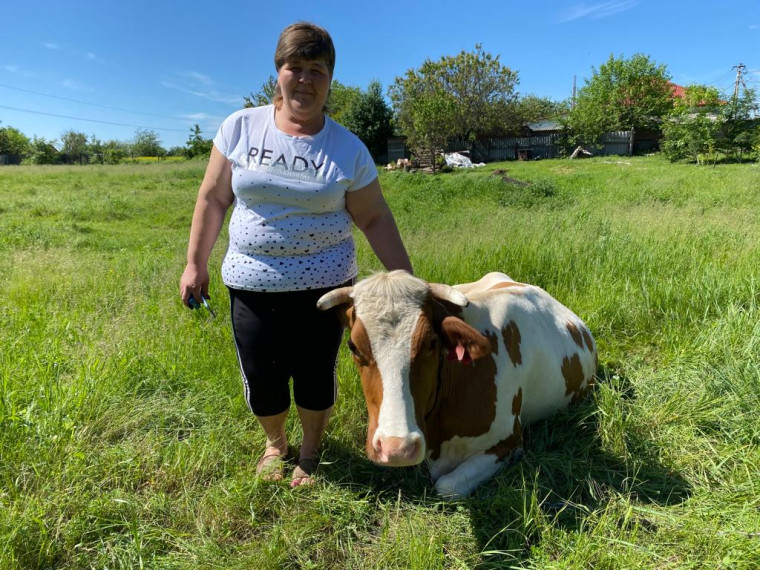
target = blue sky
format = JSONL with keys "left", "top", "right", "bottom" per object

{"left": 1, "top": 0, "right": 757, "bottom": 150}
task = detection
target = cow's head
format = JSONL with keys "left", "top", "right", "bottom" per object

{"left": 317, "top": 271, "right": 492, "bottom": 466}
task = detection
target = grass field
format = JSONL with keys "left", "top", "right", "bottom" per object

{"left": 1, "top": 156, "right": 759, "bottom": 568}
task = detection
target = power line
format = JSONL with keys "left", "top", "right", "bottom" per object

{"left": 0, "top": 104, "right": 189, "bottom": 133}
{"left": 0, "top": 82, "right": 183, "bottom": 121}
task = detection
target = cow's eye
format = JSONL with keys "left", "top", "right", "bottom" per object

{"left": 347, "top": 339, "right": 359, "bottom": 354}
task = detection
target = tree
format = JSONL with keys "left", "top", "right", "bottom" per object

{"left": 662, "top": 85, "right": 759, "bottom": 164}
{"left": 721, "top": 86, "right": 758, "bottom": 161}
{"left": 60, "top": 130, "right": 89, "bottom": 164}
{"left": 566, "top": 53, "right": 673, "bottom": 146}
{"left": 185, "top": 124, "right": 212, "bottom": 158}
{"left": 327, "top": 81, "right": 361, "bottom": 125}
{"left": 131, "top": 129, "right": 164, "bottom": 157}
{"left": 660, "top": 85, "right": 724, "bottom": 164}
{"left": 28, "top": 137, "right": 59, "bottom": 164}
{"left": 342, "top": 80, "right": 394, "bottom": 162}
{"left": 103, "top": 140, "right": 129, "bottom": 164}
{"left": 402, "top": 86, "right": 458, "bottom": 172}
{"left": 390, "top": 44, "right": 519, "bottom": 144}
{"left": 0, "top": 125, "right": 30, "bottom": 160}
{"left": 752, "top": 125, "right": 760, "bottom": 163}
{"left": 88, "top": 135, "right": 104, "bottom": 164}
{"left": 497, "top": 95, "right": 569, "bottom": 136}
{"left": 244, "top": 75, "right": 278, "bottom": 108}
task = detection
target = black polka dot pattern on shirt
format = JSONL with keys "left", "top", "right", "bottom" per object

{"left": 214, "top": 105, "right": 377, "bottom": 292}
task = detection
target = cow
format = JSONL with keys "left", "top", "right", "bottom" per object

{"left": 317, "top": 271, "right": 597, "bottom": 499}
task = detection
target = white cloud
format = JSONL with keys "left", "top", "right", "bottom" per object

{"left": 559, "top": 1, "right": 639, "bottom": 23}
{"left": 180, "top": 113, "right": 226, "bottom": 134}
{"left": 179, "top": 71, "right": 214, "bottom": 85}
{"left": 161, "top": 80, "right": 241, "bottom": 105}
{"left": 750, "top": 25, "right": 758, "bottom": 30}
{"left": 85, "top": 51, "right": 106, "bottom": 64}
{"left": 182, "top": 113, "right": 214, "bottom": 120}
{"left": 3, "top": 64, "right": 36, "bottom": 78}
{"left": 41, "top": 42, "right": 106, "bottom": 64}
{"left": 62, "top": 79, "right": 88, "bottom": 91}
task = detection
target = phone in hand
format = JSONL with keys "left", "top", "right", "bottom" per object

{"left": 188, "top": 293, "right": 216, "bottom": 317}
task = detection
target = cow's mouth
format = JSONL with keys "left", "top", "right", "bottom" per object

{"left": 367, "top": 433, "right": 425, "bottom": 467}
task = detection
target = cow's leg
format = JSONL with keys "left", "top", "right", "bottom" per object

{"left": 433, "top": 453, "right": 506, "bottom": 500}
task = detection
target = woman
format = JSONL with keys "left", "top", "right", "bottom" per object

{"left": 180, "top": 22, "right": 412, "bottom": 487}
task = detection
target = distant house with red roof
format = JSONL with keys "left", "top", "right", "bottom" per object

{"left": 668, "top": 82, "right": 725, "bottom": 107}
{"left": 669, "top": 83, "right": 686, "bottom": 99}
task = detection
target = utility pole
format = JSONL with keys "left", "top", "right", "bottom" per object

{"left": 572, "top": 75, "right": 577, "bottom": 109}
{"left": 732, "top": 63, "right": 748, "bottom": 101}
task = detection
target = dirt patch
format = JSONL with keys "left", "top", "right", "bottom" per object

{"left": 490, "top": 169, "right": 531, "bottom": 187}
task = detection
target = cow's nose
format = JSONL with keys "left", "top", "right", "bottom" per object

{"left": 373, "top": 433, "right": 424, "bottom": 466}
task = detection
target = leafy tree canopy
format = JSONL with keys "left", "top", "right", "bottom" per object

{"left": 244, "top": 75, "right": 278, "bottom": 108}
{"left": 327, "top": 81, "right": 361, "bottom": 125}
{"left": 662, "top": 84, "right": 759, "bottom": 164}
{"left": 0, "top": 125, "right": 31, "bottom": 155}
{"left": 131, "top": 129, "right": 164, "bottom": 157}
{"left": 660, "top": 84, "right": 723, "bottom": 163}
{"left": 28, "top": 136, "right": 59, "bottom": 165}
{"left": 61, "top": 130, "right": 89, "bottom": 164}
{"left": 342, "top": 80, "right": 394, "bottom": 162}
{"left": 185, "top": 124, "right": 213, "bottom": 159}
{"left": 390, "top": 44, "right": 519, "bottom": 142}
{"left": 566, "top": 53, "right": 673, "bottom": 145}
{"left": 496, "top": 95, "right": 569, "bottom": 136}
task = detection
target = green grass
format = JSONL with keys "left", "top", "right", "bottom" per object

{"left": 1, "top": 157, "right": 759, "bottom": 568}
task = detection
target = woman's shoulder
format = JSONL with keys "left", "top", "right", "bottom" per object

{"left": 325, "top": 115, "right": 365, "bottom": 147}
{"left": 221, "top": 105, "right": 273, "bottom": 126}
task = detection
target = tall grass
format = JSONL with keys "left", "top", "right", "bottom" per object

{"left": 1, "top": 157, "right": 759, "bottom": 568}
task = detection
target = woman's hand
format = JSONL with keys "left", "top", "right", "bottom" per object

{"left": 180, "top": 263, "right": 210, "bottom": 308}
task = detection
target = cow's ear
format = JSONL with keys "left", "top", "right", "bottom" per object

{"left": 438, "top": 316, "right": 492, "bottom": 365}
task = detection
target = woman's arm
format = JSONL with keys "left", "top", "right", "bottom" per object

{"left": 346, "top": 178, "right": 413, "bottom": 274}
{"left": 180, "top": 145, "right": 235, "bottom": 306}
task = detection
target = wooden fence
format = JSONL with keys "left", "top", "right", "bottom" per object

{"left": 0, "top": 154, "right": 22, "bottom": 165}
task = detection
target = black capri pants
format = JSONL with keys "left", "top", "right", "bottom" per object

{"left": 228, "top": 282, "right": 350, "bottom": 417}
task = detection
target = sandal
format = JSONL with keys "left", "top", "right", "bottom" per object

{"left": 290, "top": 456, "right": 320, "bottom": 488}
{"left": 256, "top": 452, "right": 286, "bottom": 482}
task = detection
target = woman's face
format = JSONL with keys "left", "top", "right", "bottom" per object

{"left": 277, "top": 58, "right": 331, "bottom": 122}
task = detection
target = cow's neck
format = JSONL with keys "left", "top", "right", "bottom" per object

{"left": 425, "top": 350, "right": 500, "bottom": 461}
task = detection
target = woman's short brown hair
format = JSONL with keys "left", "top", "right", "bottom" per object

{"left": 272, "top": 22, "right": 335, "bottom": 110}
{"left": 274, "top": 22, "right": 335, "bottom": 75}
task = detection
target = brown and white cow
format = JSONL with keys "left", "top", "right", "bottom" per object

{"left": 317, "top": 271, "right": 597, "bottom": 499}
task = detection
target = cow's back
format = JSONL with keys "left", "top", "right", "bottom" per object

{"left": 459, "top": 281, "right": 596, "bottom": 427}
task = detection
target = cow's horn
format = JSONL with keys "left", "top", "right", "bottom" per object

{"left": 429, "top": 283, "right": 469, "bottom": 307}
{"left": 316, "top": 286, "right": 354, "bottom": 310}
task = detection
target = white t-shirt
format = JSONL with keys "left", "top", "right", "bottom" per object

{"left": 213, "top": 105, "right": 378, "bottom": 292}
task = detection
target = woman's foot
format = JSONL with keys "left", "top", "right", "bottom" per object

{"left": 290, "top": 456, "right": 320, "bottom": 488}
{"left": 256, "top": 447, "right": 287, "bottom": 482}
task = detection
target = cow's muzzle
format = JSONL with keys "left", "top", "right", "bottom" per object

{"left": 369, "top": 432, "right": 425, "bottom": 466}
